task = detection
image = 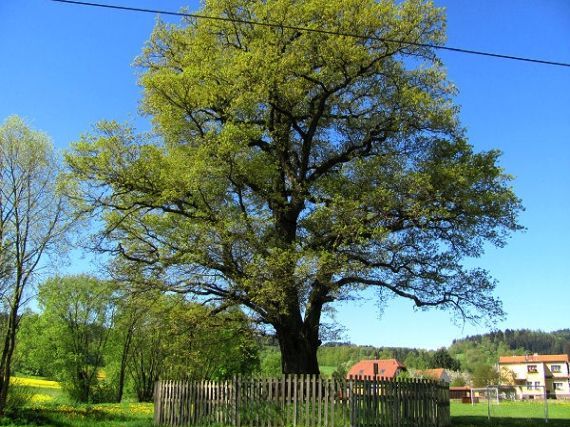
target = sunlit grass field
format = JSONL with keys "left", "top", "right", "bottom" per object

{"left": 5, "top": 375, "right": 570, "bottom": 426}
{"left": 3, "top": 376, "right": 153, "bottom": 426}
{"left": 452, "top": 400, "right": 570, "bottom": 426}
{"left": 11, "top": 377, "right": 61, "bottom": 389}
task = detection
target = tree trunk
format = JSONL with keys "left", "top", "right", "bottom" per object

{"left": 274, "top": 306, "right": 322, "bottom": 375}
{"left": 0, "top": 286, "right": 22, "bottom": 413}
{"left": 0, "top": 321, "right": 17, "bottom": 412}
{"left": 116, "top": 324, "right": 134, "bottom": 402}
{"left": 277, "top": 327, "right": 320, "bottom": 374}
{"left": 271, "top": 197, "right": 325, "bottom": 374}
{"left": 80, "top": 373, "right": 90, "bottom": 403}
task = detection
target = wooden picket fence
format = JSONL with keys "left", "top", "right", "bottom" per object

{"left": 154, "top": 375, "right": 450, "bottom": 427}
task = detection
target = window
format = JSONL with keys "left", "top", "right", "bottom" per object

{"left": 527, "top": 365, "right": 538, "bottom": 373}
{"left": 551, "top": 365, "right": 561, "bottom": 373}
{"left": 553, "top": 382, "right": 563, "bottom": 391}
{"left": 526, "top": 381, "right": 533, "bottom": 390}
{"left": 534, "top": 381, "right": 541, "bottom": 389}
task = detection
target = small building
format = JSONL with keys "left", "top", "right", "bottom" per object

{"left": 449, "top": 386, "right": 471, "bottom": 401}
{"left": 415, "top": 368, "right": 451, "bottom": 384}
{"left": 499, "top": 354, "right": 570, "bottom": 399}
{"left": 346, "top": 359, "right": 406, "bottom": 380}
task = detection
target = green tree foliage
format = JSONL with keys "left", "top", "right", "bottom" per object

{"left": 403, "top": 351, "right": 433, "bottom": 370}
{"left": 471, "top": 363, "right": 499, "bottom": 388}
{"left": 317, "top": 344, "right": 458, "bottom": 372}
{"left": 104, "top": 293, "right": 141, "bottom": 403}
{"left": 12, "top": 313, "right": 54, "bottom": 377}
{"left": 65, "top": 0, "right": 522, "bottom": 374}
{"left": 431, "top": 348, "right": 460, "bottom": 371}
{"left": 259, "top": 348, "right": 282, "bottom": 378}
{"left": 0, "top": 116, "right": 72, "bottom": 411}
{"left": 317, "top": 345, "right": 377, "bottom": 368}
{"left": 16, "top": 279, "right": 259, "bottom": 403}
{"left": 451, "top": 329, "right": 570, "bottom": 359}
{"left": 37, "top": 275, "right": 117, "bottom": 403}
{"left": 450, "top": 335, "right": 527, "bottom": 373}
{"left": 126, "top": 293, "right": 259, "bottom": 401}
{"left": 331, "top": 361, "right": 353, "bottom": 382}
{"left": 450, "top": 376, "right": 466, "bottom": 387}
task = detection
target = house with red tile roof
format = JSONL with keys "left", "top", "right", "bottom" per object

{"left": 499, "top": 354, "right": 570, "bottom": 399}
{"left": 415, "top": 368, "right": 451, "bottom": 384}
{"left": 346, "top": 359, "right": 406, "bottom": 380}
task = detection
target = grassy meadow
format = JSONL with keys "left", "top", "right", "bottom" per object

{"left": 4, "top": 375, "right": 570, "bottom": 426}
{"left": 3, "top": 376, "right": 153, "bottom": 426}
{"left": 451, "top": 400, "right": 570, "bottom": 426}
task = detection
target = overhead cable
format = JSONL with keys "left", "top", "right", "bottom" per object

{"left": 50, "top": 0, "right": 570, "bottom": 68}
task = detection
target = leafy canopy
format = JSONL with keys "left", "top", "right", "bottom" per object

{"left": 65, "top": 0, "right": 521, "bottom": 336}
{"left": 37, "top": 275, "right": 116, "bottom": 402}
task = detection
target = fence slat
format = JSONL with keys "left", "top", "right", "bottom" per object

{"left": 327, "top": 378, "right": 331, "bottom": 427}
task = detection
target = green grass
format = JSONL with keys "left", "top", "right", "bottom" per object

{"left": 1, "top": 402, "right": 154, "bottom": 427}
{"left": 7, "top": 375, "right": 570, "bottom": 427}
{"left": 3, "top": 376, "right": 153, "bottom": 426}
{"left": 452, "top": 400, "right": 570, "bottom": 426}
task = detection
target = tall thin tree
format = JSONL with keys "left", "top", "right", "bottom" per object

{"left": 0, "top": 116, "right": 72, "bottom": 411}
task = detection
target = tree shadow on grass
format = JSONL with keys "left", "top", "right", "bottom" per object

{"left": 1, "top": 406, "right": 151, "bottom": 427}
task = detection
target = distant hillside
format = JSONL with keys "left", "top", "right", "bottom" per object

{"left": 449, "top": 329, "right": 570, "bottom": 373}
{"left": 318, "top": 343, "right": 419, "bottom": 367}
{"left": 258, "top": 343, "right": 456, "bottom": 377}
{"left": 316, "top": 343, "right": 460, "bottom": 374}
{"left": 452, "top": 329, "right": 570, "bottom": 355}
{"left": 260, "top": 329, "right": 570, "bottom": 376}
{"left": 320, "top": 329, "right": 570, "bottom": 374}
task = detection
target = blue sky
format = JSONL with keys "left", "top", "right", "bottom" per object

{"left": 1, "top": 0, "right": 569, "bottom": 349}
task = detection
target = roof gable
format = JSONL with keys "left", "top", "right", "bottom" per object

{"left": 346, "top": 359, "right": 406, "bottom": 379}
{"left": 416, "top": 368, "right": 447, "bottom": 380}
{"left": 499, "top": 354, "right": 569, "bottom": 364}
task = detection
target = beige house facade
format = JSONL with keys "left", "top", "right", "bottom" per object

{"left": 499, "top": 354, "right": 570, "bottom": 399}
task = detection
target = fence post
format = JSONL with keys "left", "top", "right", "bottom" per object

{"left": 318, "top": 375, "right": 322, "bottom": 427}
{"left": 293, "top": 374, "right": 298, "bottom": 427}
{"left": 324, "top": 378, "right": 329, "bottom": 427}
{"left": 304, "top": 375, "right": 309, "bottom": 427}
{"left": 287, "top": 374, "right": 292, "bottom": 427}
{"left": 153, "top": 380, "right": 160, "bottom": 426}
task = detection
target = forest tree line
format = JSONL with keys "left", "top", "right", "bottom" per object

{"left": 450, "top": 329, "right": 570, "bottom": 357}
{"left": 260, "top": 329, "right": 570, "bottom": 385}
{"left": 8, "top": 272, "right": 568, "bottom": 403}
{"left": 9, "top": 275, "right": 260, "bottom": 404}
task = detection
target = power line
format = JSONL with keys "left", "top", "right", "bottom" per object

{"left": 50, "top": 0, "right": 570, "bottom": 68}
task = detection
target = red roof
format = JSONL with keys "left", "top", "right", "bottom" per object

{"left": 347, "top": 359, "right": 406, "bottom": 380}
{"left": 499, "top": 354, "right": 569, "bottom": 364}
{"left": 416, "top": 368, "right": 447, "bottom": 381}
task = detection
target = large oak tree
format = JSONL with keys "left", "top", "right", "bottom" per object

{"left": 65, "top": 0, "right": 522, "bottom": 374}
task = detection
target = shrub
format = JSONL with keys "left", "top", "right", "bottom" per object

{"left": 4, "top": 384, "right": 34, "bottom": 415}
{"left": 91, "top": 379, "right": 117, "bottom": 403}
